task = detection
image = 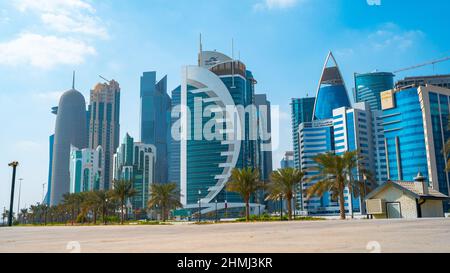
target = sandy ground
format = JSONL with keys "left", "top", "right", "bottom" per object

{"left": 0, "top": 218, "right": 449, "bottom": 253}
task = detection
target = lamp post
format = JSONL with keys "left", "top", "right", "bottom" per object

{"left": 8, "top": 161, "right": 19, "bottom": 226}
{"left": 215, "top": 199, "right": 218, "bottom": 223}
{"left": 293, "top": 193, "right": 296, "bottom": 220}
{"left": 17, "top": 178, "right": 23, "bottom": 217}
{"left": 224, "top": 199, "right": 228, "bottom": 219}
{"left": 198, "top": 190, "right": 202, "bottom": 223}
{"left": 279, "top": 195, "right": 283, "bottom": 221}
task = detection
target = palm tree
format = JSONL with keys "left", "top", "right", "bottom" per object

{"left": 20, "top": 208, "right": 28, "bottom": 224}
{"left": 94, "top": 190, "right": 113, "bottom": 225}
{"left": 267, "top": 168, "right": 305, "bottom": 220}
{"left": 306, "top": 151, "right": 367, "bottom": 220}
{"left": 147, "top": 183, "right": 182, "bottom": 222}
{"left": 111, "top": 180, "right": 137, "bottom": 225}
{"left": 62, "top": 193, "right": 82, "bottom": 225}
{"left": 226, "top": 168, "right": 264, "bottom": 221}
{"left": 343, "top": 151, "right": 375, "bottom": 218}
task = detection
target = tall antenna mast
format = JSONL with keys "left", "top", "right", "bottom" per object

{"left": 231, "top": 38, "right": 235, "bottom": 88}
{"left": 199, "top": 33, "right": 203, "bottom": 67}
{"left": 72, "top": 71, "right": 75, "bottom": 89}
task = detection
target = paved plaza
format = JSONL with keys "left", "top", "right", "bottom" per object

{"left": 1, "top": 218, "right": 449, "bottom": 253}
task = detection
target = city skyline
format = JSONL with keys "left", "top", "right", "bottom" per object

{"left": 2, "top": 0, "right": 450, "bottom": 211}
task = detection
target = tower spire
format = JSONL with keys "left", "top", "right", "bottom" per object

{"left": 72, "top": 71, "right": 75, "bottom": 90}
{"left": 199, "top": 33, "right": 203, "bottom": 66}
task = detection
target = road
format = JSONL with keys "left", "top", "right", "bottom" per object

{"left": 1, "top": 218, "right": 449, "bottom": 253}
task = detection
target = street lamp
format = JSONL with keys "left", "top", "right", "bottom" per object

{"left": 198, "top": 190, "right": 202, "bottom": 223}
{"left": 293, "top": 193, "right": 296, "bottom": 220}
{"left": 17, "top": 178, "right": 23, "bottom": 217}
{"left": 279, "top": 194, "right": 283, "bottom": 221}
{"left": 215, "top": 199, "right": 218, "bottom": 223}
{"left": 8, "top": 161, "right": 19, "bottom": 226}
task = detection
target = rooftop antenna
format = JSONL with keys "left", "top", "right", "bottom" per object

{"left": 99, "top": 75, "right": 110, "bottom": 83}
{"left": 72, "top": 71, "right": 75, "bottom": 89}
{"left": 199, "top": 33, "right": 203, "bottom": 67}
{"left": 231, "top": 38, "right": 236, "bottom": 89}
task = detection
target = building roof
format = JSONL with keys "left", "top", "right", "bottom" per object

{"left": 366, "top": 180, "right": 449, "bottom": 201}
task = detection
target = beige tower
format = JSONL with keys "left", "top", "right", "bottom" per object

{"left": 88, "top": 79, "right": 121, "bottom": 190}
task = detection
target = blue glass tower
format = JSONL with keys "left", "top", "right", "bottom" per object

{"left": 179, "top": 48, "right": 268, "bottom": 217}
{"left": 291, "top": 97, "right": 315, "bottom": 169}
{"left": 313, "top": 52, "right": 351, "bottom": 120}
{"left": 381, "top": 85, "right": 450, "bottom": 210}
{"left": 140, "top": 72, "right": 171, "bottom": 184}
{"left": 354, "top": 72, "right": 394, "bottom": 111}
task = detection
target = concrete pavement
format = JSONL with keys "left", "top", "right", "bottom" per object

{"left": 0, "top": 218, "right": 449, "bottom": 253}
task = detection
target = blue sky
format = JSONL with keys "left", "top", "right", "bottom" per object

{"left": 1, "top": 0, "right": 450, "bottom": 210}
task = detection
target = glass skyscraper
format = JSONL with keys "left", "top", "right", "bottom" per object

{"left": 298, "top": 52, "right": 370, "bottom": 215}
{"left": 354, "top": 72, "right": 394, "bottom": 112}
{"left": 313, "top": 52, "right": 351, "bottom": 120}
{"left": 113, "top": 133, "right": 156, "bottom": 216}
{"left": 140, "top": 72, "right": 171, "bottom": 184}
{"left": 381, "top": 85, "right": 450, "bottom": 210}
{"left": 178, "top": 48, "right": 271, "bottom": 217}
{"left": 291, "top": 97, "right": 315, "bottom": 169}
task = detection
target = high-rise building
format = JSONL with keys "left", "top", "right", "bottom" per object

{"left": 291, "top": 97, "right": 315, "bottom": 169}
{"left": 45, "top": 106, "right": 58, "bottom": 205}
{"left": 380, "top": 84, "right": 450, "bottom": 210}
{"left": 254, "top": 93, "right": 273, "bottom": 181}
{"left": 88, "top": 79, "right": 120, "bottom": 190}
{"left": 140, "top": 72, "right": 171, "bottom": 184}
{"left": 69, "top": 146, "right": 103, "bottom": 193}
{"left": 280, "top": 151, "right": 294, "bottom": 169}
{"left": 354, "top": 72, "right": 394, "bottom": 111}
{"left": 169, "top": 86, "right": 181, "bottom": 187}
{"left": 50, "top": 78, "right": 88, "bottom": 206}
{"left": 178, "top": 47, "right": 269, "bottom": 217}
{"left": 313, "top": 52, "right": 351, "bottom": 120}
{"left": 298, "top": 52, "right": 367, "bottom": 215}
{"left": 395, "top": 74, "right": 450, "bottom": 89}
{"left": 113, "top": 133, "right": 156, "bottom": 215}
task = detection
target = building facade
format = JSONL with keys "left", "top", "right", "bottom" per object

{"left": 254, "top": 93, "right": 273, "bottom": 181}
{"left": 50, "top": 86, "right": 88, "bottom": 206}
{"left": 396, "top": 74, "right": 450, "bottom": 89}
{"left": 280, "top": 151, "right": 294, "bottom": 169}
{"left": 297, "top": 52, "right": 368, "bottom": 215}
{"left": 354, "top": 72, "right": 394, "bottom": 111}
{"left": 69, "top": 146, "right": 103, "bottom": 193}
{"left": 381, "top": 84, "right": 450, "bottom": 211}
{"left": 140, "top": 72, "right": 171, "bottom": 184}
{"left": 178, "top": 49, "right": 270, "bottom": 217}
{"left": 291, "top": 97, "right": 315, "bottom": 169}
{"left": 113, "top": 134, "right": 156, "bottom": 214}
{"left": 88, "top": 80, "right": 121, "bottom": 190}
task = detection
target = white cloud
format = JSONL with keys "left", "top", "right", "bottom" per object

{"left": 254, "top": 0, "right": 304, "bottom": 11}
{"left": 0, "top": 33, "right": 96, "bottom": 69}
{"left": 14, "top": 0, "right": 108, "bottom": 38}
{"left": 367, "top": 23, "right": 424, "bottom": 51}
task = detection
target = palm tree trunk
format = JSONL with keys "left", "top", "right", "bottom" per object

{"left": 245, "top": 198, "right": 250, "bottom": 221}
{"left": 287, "top": 196, "right": 292, "bottom": 221}
{"left": 121, "top": 200, "right": 124, "bottom": 225}
{"left": 339, "top": 190, "right": 346, "bottom": 220}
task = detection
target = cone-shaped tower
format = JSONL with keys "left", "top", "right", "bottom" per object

{"left": 50, "top": 74, "right": 88, "bottom": 205}
{"left": 312, "top": 51, "right": 351, "bottom": 120}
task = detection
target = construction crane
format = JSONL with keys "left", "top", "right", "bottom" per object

{"left": 99, "top": 75, "right": 110, "bottom": 82}
{"left": 394, "top": 55, "right": 450, "bottom": 74}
